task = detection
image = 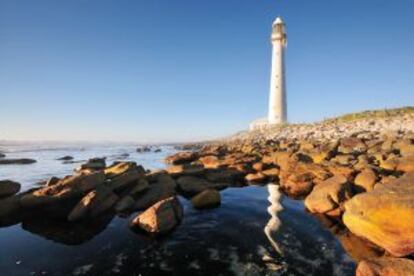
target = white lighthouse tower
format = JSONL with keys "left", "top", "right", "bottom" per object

{"left": 268, "top": 17, "right": 287, "bottom": 125}
{"left": 249, "top": 16, "right": 287, "bottom": 131}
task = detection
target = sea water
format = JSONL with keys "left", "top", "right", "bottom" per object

{"left": 0, "top": 143, "right": 355, "bottom": 275}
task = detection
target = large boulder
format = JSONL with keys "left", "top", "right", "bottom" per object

{"left": 132, "top": 178, "right": 176, "bottom": 211}
{"left": 304, "top": 175, "right": 352, "bottom": 214}
{"left": 191, "top": 189, "right": 221, "bottom": 209}
{"left": 396, "top": 155, "right": 414, "bottom": 173}
{"left": 20, "top": 172, "right": 105, "bottom": 207}
{"left": 68, "top": 186, "right": 119, "bottom": 221}
{"left": 0, "top": 158, "right": 36, "bottom": 165}
{"left": 343, "top": 172, "right": 414, "bottom": 257}
{"left": 0, "top": 180, "right": 21, "bottom": 198}
{"left": 115, "top": 179, "right": 150, "bottom": 212}
{"left": 354, "top": 168, "right": 378, "bottom": 192}
{"left": 106, "top": 167, "right": 145, "bottom": 192}
{"left": 104, "top": 162, "right": 143, "bottom": 179}
{"left": 176, "top": 176, "right": 227, "bottom": 196}
{"left": 356, "top": 257, "right": 414, "bottom": 276}
{"left": 130, "top": 196, "right": 183, "bottom": 235}
{"left": 165, "top": 151, "right": 198, "bottom": 165}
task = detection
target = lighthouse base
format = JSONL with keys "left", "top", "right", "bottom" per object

{"left": 249, "top": 118, "right": 285, "bottom": 131}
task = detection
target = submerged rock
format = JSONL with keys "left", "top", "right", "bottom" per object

{"left": 191, "top": 189, "right": 221, "bottom": 209}
{"left": 131, "top": 196, "right": 183, "bottom": 235}
{"left": 0, "top": 158, "right": 37, "bottom": 165}
{"left": 0, "top": 180, "right": 21, "bottom": 198}
{"left": 343, "top": 172, "right": 414, "bottom": 257}
{"left": 57, "top": 156, "right": 74, "bottom": 161}
{"left": 356, "top": 257, "right": 414, "bottom": 276}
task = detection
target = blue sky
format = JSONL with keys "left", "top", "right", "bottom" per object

{"left": 1, "top": 0, "right": 413, "bottom": 142}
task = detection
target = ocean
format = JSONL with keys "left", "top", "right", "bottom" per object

{"left": 0, "top": 143, "right": 355, "bottom": 275}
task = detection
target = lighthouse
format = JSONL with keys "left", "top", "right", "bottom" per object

{"left": 249, "top": 16, "right": 288, "bottom": 130}
{"left": 268, "top": 17, "right": 287, "bottom": 125}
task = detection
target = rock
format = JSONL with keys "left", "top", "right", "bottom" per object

{"left": 176, "top": 176, "right": 228, "bottom": 196}
{"left": 304, "top": 175, "right": 352, "bottom": 214}
{"left": 198, "top": 155, "right": 221, "bottom": 169}
{"left": 136, "top": 146, "right": 151, "bottom": 153}
{"left": 165, "top": 151, "right": 198, "bottom": 165}
{"left": 0, "top": 158, "right": 37, "bottom": 165}
{"left": 343, "top": 172, "right": 414, "bottom": 257}
{"left": 132, "top": 179, "right": 176, "bottom": 211}
{"left": 114, "top": 178, "right": 150, "bottom": 212}
{"left": 76, "top": 158, "right": 106, "bottom": 172}
{"left": 130, "top": 196, "right": 183, "bottom": 235}
{"left": 0, "top": 195, "right": 22, "bottom": 221}
{"left": 154, "top": 148, "right": 162, "bottom": 153}
{"left": 20, "top": 172, "right": 105, "bottom": 207}
{"left": 332, "top": 154, "right": 356, "bottom": 166}
{"left": 205, "top": 168, "right": 245, "bottom": 184}
{"left": 261, "top": 167, "right": 280, "bottom": 181}
{"left": 394, "top": 140, "right": 414, "bottom": 156}
{"left": 356, "top": 257, "right": 414, "bottom": 276}
{"left": 338, "top": 137, "right": 367, "bottom": 155}
{"left": 166, "top": 164, "right": 204, "bottom": 177}
{"left": 354, "top": 168, "right": 378, "bottom": 192}
{"left": 0, "top": 152, "right": 5, "bottom": 158}
{"left": 57, "top": 156, "right": 73, "bottom": 161}
{"left": 106, "top": 167, "right": 145, "bottom": 192}
{"left": 396, "top": 155, "right": 414, "bottom": 173}
{"left": 245, "top": 172, "right": 268, "bottom": 184}
{"left": 0, "top": 180, "right": 21, "bottom": 198}
{"left": 280, "top": 174, "right": 314, "bottom": 198}
{"left": 338, "top": 231, "right": 383, "bottom": 262}
{"left": 104, "top": 162, "right": 143, "bottom": 179}
{"left": 68, "top": 186, "right": 119, "bottom": 221}
{"left": 191, "top": 189, "right": 221, "bottom": 209}
{"left": 46, "top": 176, "right": 60, "bottom": 186}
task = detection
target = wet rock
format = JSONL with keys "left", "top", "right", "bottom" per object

{"left": 356, "top": 257, "right": 414, "bottom": 276}
{"left": 0, "top": 158, "right": 37, "bottom": 165}
{"left": 176, "top": 176, "right": 227, "bottom": 196}
{"left": 131, "top": 196, "right": 183, "bottom": 235}
{"left": 343, "top": 172, "right": 414, "bottom": 256}
{"left": 20, "top": 172, "right": 105, "bottom": 207}
{"left": 338, "top": 231, "right": 384, "bottom": 262}
{"left": 76, "top": 158, "right": 106, "bottom": 172}
{"left": 165, "top": 151, "right": 198, "bottom": 165}
{"left": 0, "top": 180, "right": 21, "bottom": 198}
{"left": 136, "top": 146, "right": 151, "bottom": 153}
{"left": 191, "top": 189, "right": 221, "bottom": 209}
{"left": 354, "top": 168, "right": 378, "bottom": 192}
{"left": 304, "top": 175, "right": 352, "bottom": 214}
{"left": 68, "top": 185, "right": 119, "bottom": 221}
{"left": 0, "top": 195, "right": 22, "bottom": 222}
{"left": 57, "top": 156, "right": 73, "bottom": 161}
{"left": 0, "top": 152, "right": 5, "bottom": 158}
{"left": 154, "top": 148, "right": 162, "bottom": 153}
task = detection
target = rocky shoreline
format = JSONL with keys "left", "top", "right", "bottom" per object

{"left": 0, "top": 109, "right": 413, "bottom": 275}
